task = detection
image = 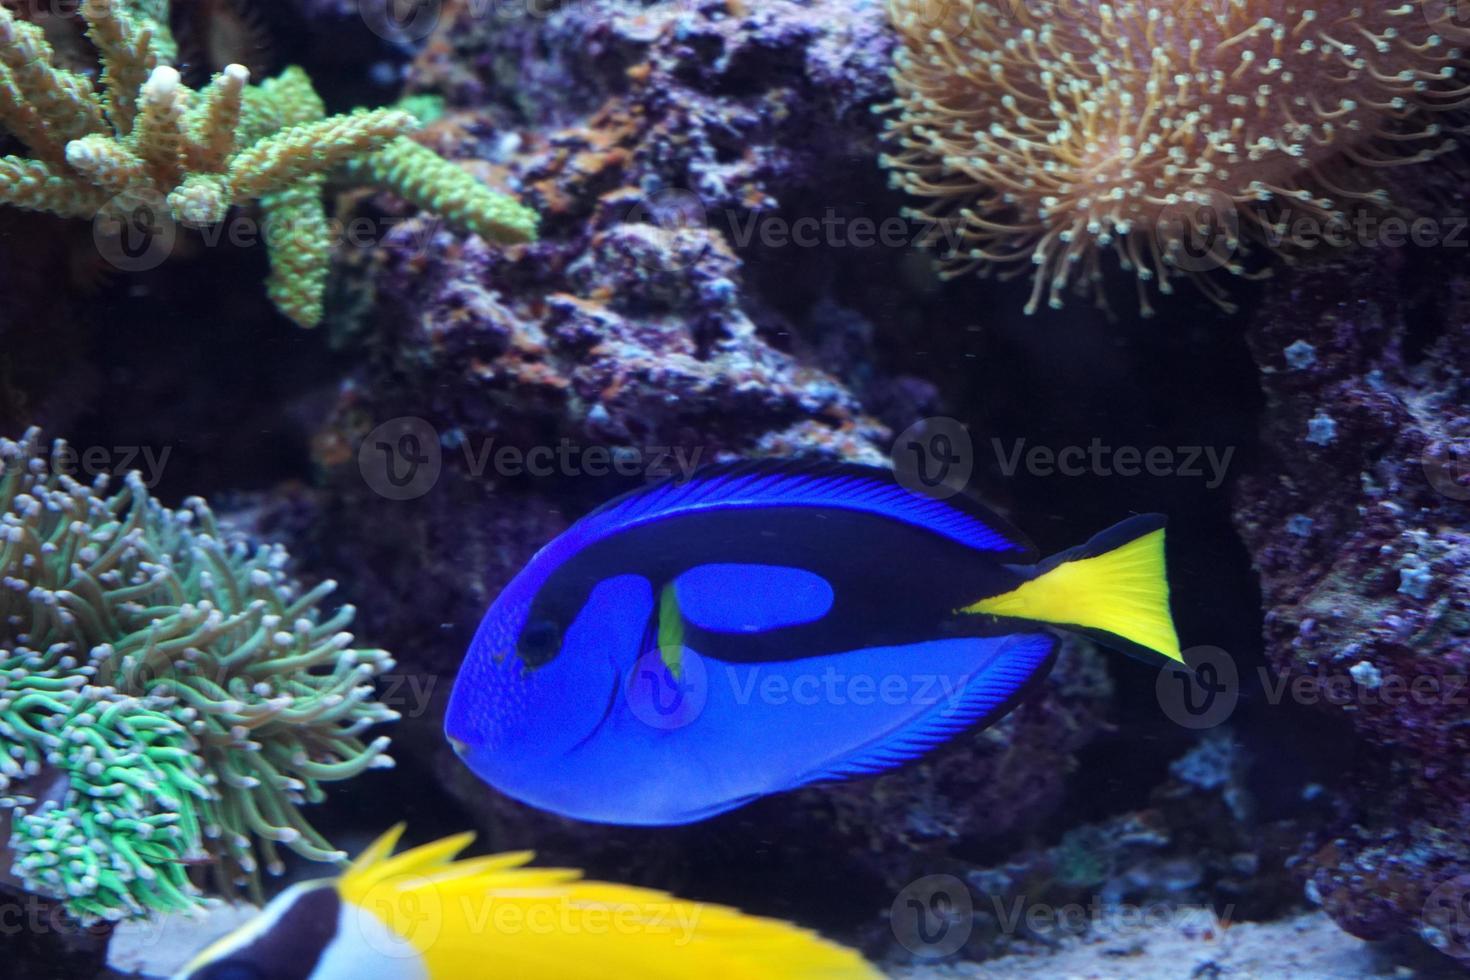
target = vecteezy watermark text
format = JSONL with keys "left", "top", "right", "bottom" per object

{"left": 725, "top": 666, "right": 975, "bottom": 713}
{"left": 624, "top": 189, "right": 972, "bottom": 272}
{"left": 5, "top": 442, "right": 172, "bottom": 489}
{"left": 93, "top": 191, "right": 446, "bottom": 274}
{"left": 622, "top": 648, "right": 988, "bottom": 733}
{"left": 455, "top": 436, "right": 703, "bottom": 483}
{"left": 987, "top": 893, "right": 1230, "bottom": 941}
{"left": 0, "top": 893, "right": 115, "bottom": 939}
{"left": 724, "top": 208, "right": 966, "bottom": 253}
{"left": 358, "top": 417, "right": 706, "bottom": 501}
{"left": 889, "top": 873, "right": 1233, "bottom": 958}
{"left": 1260, "top": 209, "right": 1470, "bottom": 252}
{"left": 1155, "top": 644, "right": 1470, "bottom": 730}
{"left": 346, "top": 887, "right": 705, "bottom": 957}
{"left": 992, "top": 438, "right": 1235, "bottom": 489}
{"left": 890, "top": 420, "right": 1237, "bottom": 502}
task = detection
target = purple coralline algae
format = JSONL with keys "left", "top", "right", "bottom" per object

{"left": 1233, "top": 248, "right": 1470, "bottom": 962}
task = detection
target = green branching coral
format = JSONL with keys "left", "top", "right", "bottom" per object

{"left": 348, "top": 135, "right": 542, "bottom": 246}
{"left": 0, "top": 0, "right": 539, "bottom": 328}
{"left": 240, "top": 69, "right": 540, "bottom": 326}
{"left": 0, "top": 429, "right": 398, "bottom": 922}
{"left": 242, "top": 66, "right": 342, "bottom": 330}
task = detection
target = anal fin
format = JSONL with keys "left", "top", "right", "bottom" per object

{"left": 797, "top": 634, "right": 1057, "bottom": 784}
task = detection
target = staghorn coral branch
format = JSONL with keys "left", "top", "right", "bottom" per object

{"left": 186, "top": 64, "right": 250, "bottom": 174}
{"left": 0, "top": 155, "right": 107, "bottom": 217}
{"left": 167, "top": 172, "right": 231, "bottom": 226}
{"left": 0, "top": 61, "right": 65, "bottom": 163}
{"left": 81, "top": 0, "right": 158, "bottom": 136}
{"left": 132, "top": 65, "right": 189, "bottom": 191}
{"left": 0, "top": 2, "right": 540, "bottom": 327}
{"left": 352, "top": 136, "right": 541, "bottom": 245}
{"left": 259, "top": 179, "right": 333, "bottom": 329}
{"left": 227, "top": 107, "right": 419, "bottom": 201}
{"left": 100, "top": 0, "right": 177, "bottom": 67}
{"left": 0, "top": 9, "right": 104, "bottom": 159}
{"left": 64, "top": 134, "right": 148, "bottom": 202}
{"left": 248, "top": 65, "right": 323, "bottom": 132}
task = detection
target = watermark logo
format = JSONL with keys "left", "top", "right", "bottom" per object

{"left": 1259, "top": 664, "right": 1468, "bottom": 710}
{"left": 1156, "top": 645, "right": 1239, "bottom": 730}
{"left": 93, "top": 191, "right": 176, "bottom": 273}
{"left": 893, "top": 417, "right": 974, "bottom": 500}
{"left": 352, "top": 875, "right": 442, "bottom": 957}
{"left": 1423, "top": 439, "right": 1470, "bottom": 502}
{"left": 1423, "top": 874, "right": 1470, "bottom": 958}
{"left": 891, "top": 874, "right": 973, "bottom": 958}
{"left": 359, "top": 417, "right": 443, "bottom": 501}
{"left": 91, "top": 196, "right": 447, "bottom": 280}
{"left": 890, "top": 875, "right": 1234, "bottom": 956}
{"left": 361, "top": 0, "right": 444, "bottom": 42}
{"left": 625, "top": 188, "right": 708, "bottom": 233}
{"left": 1424, "top": 0, "right": 1470, "bottom": 31}
{"left": 623, "top": 188, "right": 713, "bottom": 271}
{"left": 1155, "top": 189, "right": 1240, "bottom": 275}
{"left": 626, "top": 648, "right": 709, "bottom": 731}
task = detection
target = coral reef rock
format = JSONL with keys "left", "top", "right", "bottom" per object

{"left": 316, "top": 0, "right": 909, "bottom": 664}
{"left": 1233, "top": 246, "right": 1470, "bottom": 964}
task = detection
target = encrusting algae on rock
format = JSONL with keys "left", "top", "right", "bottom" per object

{"left": 879, "top": 0, "right": 1470, "bottom": 315}
{"left": 0, "top": 0, "right": 539, "bottom": 328}
{"left": 0, "top": 430, "right": 398, "bottom": 923}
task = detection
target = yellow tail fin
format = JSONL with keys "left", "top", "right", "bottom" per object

{"left": 959, "top": 515, "right": 1183, "bottom": 663}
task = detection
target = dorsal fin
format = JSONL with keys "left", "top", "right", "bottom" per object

{"left": 327, "top": 827, "right": 883, "bottom": 978}
{"left": 338, "top": 824, "right": 573, "bottom": 907}
{"left": 573, "top": 459, "right": 1036, "bottom": 559}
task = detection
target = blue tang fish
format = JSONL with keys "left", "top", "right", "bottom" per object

{"left": 446, "top": 461, "right": 1182, "bottom": 825}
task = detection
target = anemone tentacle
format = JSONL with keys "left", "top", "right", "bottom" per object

{"left": 0, "top": 429, "right": 398, "bottom": 922}
{"left": 881, "top": 0, "right": 1470, "bottom": 315}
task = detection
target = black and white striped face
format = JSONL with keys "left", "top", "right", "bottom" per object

{"left": 175, "top": 879, "right": 429, "bottom": 980}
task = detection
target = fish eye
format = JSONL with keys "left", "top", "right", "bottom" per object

{"left": 518, "top": 618, "right": 562, "bottom": 667}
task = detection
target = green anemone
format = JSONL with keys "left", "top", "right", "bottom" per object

{"left": 0, "top": 429, "right": 398, "bottom": 922}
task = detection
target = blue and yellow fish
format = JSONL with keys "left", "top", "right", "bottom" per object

{"left": 175, "top": 824, "right": 877, "bottom": 979}
{"left": 446, "top": 461, "right": 1182, "bottom": 825}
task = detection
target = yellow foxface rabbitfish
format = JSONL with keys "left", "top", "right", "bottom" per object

{"left": 174, "top": 824, "right": 879, "bottom": 979}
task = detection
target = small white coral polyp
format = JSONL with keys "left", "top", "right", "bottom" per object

{"left": 881, "top": 0, "right": 1470, "bottom": 314}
